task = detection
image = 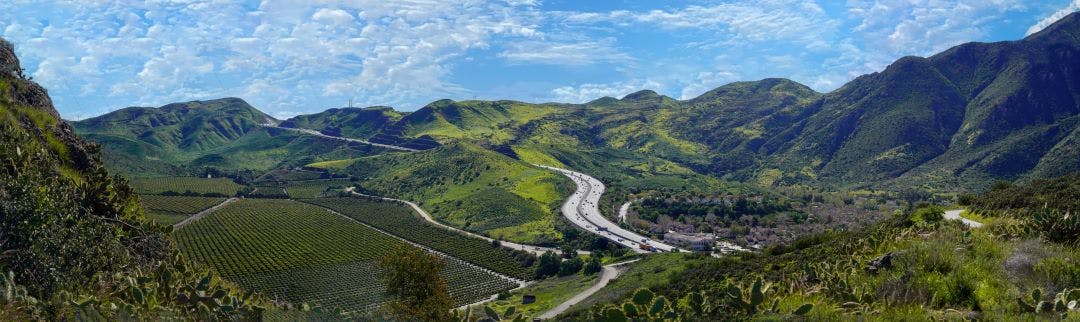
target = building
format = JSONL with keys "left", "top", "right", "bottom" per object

{"left": 664, "top": 231, "right": 713, "bottom": 251}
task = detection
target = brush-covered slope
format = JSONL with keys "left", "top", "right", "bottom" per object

{"left": 74, "top": 99, "right": 389, "bottom": 175}
{"left": 0, "top": 37, "right": 263, "bottom": 320}
{"left": 343, "top": 142, "right": 571, "bottom": 244}
{"left": 279, "top": 106, "right": 402, "bottom": 139}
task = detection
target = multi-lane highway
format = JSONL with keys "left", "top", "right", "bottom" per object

{"left": 536, "top": 165, "right": 681, "bottom": 253}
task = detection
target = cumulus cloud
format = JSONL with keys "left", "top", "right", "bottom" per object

{"left": 1027, "top": 0, "right": 1080, "bottom": 35}
{"left": 550, "top": 79, "right": 663, "bottom": 103}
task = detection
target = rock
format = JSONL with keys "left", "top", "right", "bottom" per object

{"left": 0, "top": 38, "right": 22, "bottom": 78}
{"left": 866, "top": 252, "right": 895, "bottom": 275}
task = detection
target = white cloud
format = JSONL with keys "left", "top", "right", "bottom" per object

{"left": 1027, "top": 0, "right": 1080, "bottom": 35}
{"left": 499, "top": 37, "right": 630, "bottom": 65}
{"left": 562, "top": 0, "right": 836, "bottom": 46}
{"left": 550, "top": 79, "right": 662, "bottom": 103}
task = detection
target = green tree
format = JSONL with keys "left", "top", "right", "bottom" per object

{"left": 558, "top": 256, "right": 583, "bottom": 276}
{"left": 535, "top": 251, "right": 561, "bottom": 278}
{"left": 583, "top": 256, "right": 602, "bottom": 275}
{"left": 378, "top": 246, "right": 453, "bottom": 321}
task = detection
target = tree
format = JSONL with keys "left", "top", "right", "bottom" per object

{"left": 535, "top": 251, "right": 561, "bottom": 279}
{"left": 378, "top": 246, "right": 453, "bottom": 321}
{"left": 583, "top": 255, "right": 602, "bottom": 275}
{"left": 559, "top": 256, "right": 583, "bottom": 276}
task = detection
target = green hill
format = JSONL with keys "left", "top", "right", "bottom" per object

{"left": 0, "top": 37, "right": 263, "bottom": 319}
{"left": 342, "top": 142, "right": 571, "bottom": 244}
{"left": 279, "top": 106, "right": 402, "bottom": 139}
{"left": 73, "top": 99, "right": 390, "bottom": 175}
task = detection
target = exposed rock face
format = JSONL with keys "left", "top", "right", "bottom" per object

{"left": 0, "top": 38, "right": 22, "bottom": 78}
{"left": 1, "top": 37, "right": 59, "bottom": 119}
{"left": 1, "top": 37, "right": 91, "bottom": 169}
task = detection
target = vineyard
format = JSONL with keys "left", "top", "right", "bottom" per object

{"left": 303, "top": 197, "right": 536, "bottom": 280}
{"left": 247, "top": 185, "right": 288, "bottom": 198}
{"left": 139, "top": 195, "right": 226, "bottom": 225}
{"left": 172, "top": 199, "right": 516, "bottom": 312}
{"left": 283, "top": 178, "right": 353, "bottom": 199}
{"left": 129, "top": 177, "right": 243, "bottom": 196}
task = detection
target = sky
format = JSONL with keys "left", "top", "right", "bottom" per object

{"left": 1, "top": 1, "right": 1078, "bottom": 120}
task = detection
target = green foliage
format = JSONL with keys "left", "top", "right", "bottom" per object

{"left": 139, "top": 195, "right": 226, "bottom": 225}
{"left": 583, "top": 255, "right": 602, "bottom": 275}
{"left": 174, "top": 199, "right": 516, "bottom": 311}
{"left": 304, "top": 197, "right": 537, "bottom": 279}
{"left": 379, "top": 246, "right": 453, "bottom": 322}
{"left": 129, "top": 177, "right": 242, "bottom": 196}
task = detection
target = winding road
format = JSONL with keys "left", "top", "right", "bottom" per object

{"left": 345, "top": 188, "right": 581, "bottom": 256}
{"left": 538, "top": 259, "right": 639, "bottom": 319}
{"left": 944, "top": 209, "right": 983, "bottom": 228}
{"left": 535, "top": 165, "right": 680, "bottom": 253}
{"left": 260, "top": 123, "right": 678, "bottom": 254}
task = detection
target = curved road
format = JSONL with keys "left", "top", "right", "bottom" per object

{"left": 261, "top": 123, "right": 418, "bottom": 152}
{"left": 537, "top": 259, "right": 639, "bottom": 320}
{"left": 346, "top": 188, "right": 580, "bottom": 256}
{"left": 535, "top": 165, "right": 680, "bottom": 253}
{"left": 945, "top": 209, "right": 983, "bottom": 228}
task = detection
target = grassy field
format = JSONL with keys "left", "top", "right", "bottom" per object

{"left": 139, "top": 195, "right": 226, "bottom": 225}
{"left": 173, "top": 199, "right": 517, "bottom": 312}
{"left": 128, "top": 177, "right": 243, "bottom": 196}
{"left": 341, "top": 143, "right": 570, "bottom": 244}
{"left": 475, "top": 272, "right": 599, "bottom": 319}
{"left": 302, "top": 197, "right": 537, "bottom": 280}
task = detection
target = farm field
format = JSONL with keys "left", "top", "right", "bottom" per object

{"left": 129, "top": 176, "right": 243, "bottom": 196}
{"left": 248, "top": 185, "right": 288, "bottom": 198}
{"left": 283, "top": 178, "right": 353, "bottom": 199}
{"left": 139, "top": 195, "right": 226, "bottom": 225}
{"left": 172, "top": 199, "right": 517, "bottom": 311}
{"left": 303, "top": 197, "right": 537, "bottom": 280}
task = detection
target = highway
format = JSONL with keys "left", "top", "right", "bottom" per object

{"left": 535, "top": 165, "right": 681, "bottom": 253}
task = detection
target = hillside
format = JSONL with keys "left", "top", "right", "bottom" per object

{"left": 279, "top": 106, "right": 403, "bottom": 139}
{"left": 0, "top": 37, "right": 263, "bottom": 319}
{"left": 339, "top": 142, "right": 572, "bottom": 244}
{"left": 73, "top": 99, "right": 391, "bottom": 175}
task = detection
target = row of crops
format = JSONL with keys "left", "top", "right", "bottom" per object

{"left": 129, "top": 177, "right": 243, "bottom": 196}
{"left": 303, "top": 197, "right": 536, "bottom": 280}
{"left": 282, "top": 178, "right": 353, "bottom": 199}
{"left": 139, "top": 195, "right": 226, "bottom": 225}
{"left": 173, "top": 199, "right": 516, "bottom": 312}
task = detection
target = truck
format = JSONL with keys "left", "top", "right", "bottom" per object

{"left": 639, "top": 244, "right": 655, "bottom": 251}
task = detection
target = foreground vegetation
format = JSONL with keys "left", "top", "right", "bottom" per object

{"left": 173, "top": 199, "right": 517, "bottom": 313}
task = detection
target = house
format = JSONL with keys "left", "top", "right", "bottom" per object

{"left": 664, "top": 231, "right": 713, "bottom": 251}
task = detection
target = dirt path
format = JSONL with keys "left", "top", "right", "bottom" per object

{"left": 173, "top": 197, "right": 238, "bottom": 230}
{"left": 346, "top": 188, "right": 582, "bottom": 256}
{"left": 538, "top": 259, "right": 640, "bottom": 319}
{"left": 944, "top": 209, "right": 983, "bottom": 228}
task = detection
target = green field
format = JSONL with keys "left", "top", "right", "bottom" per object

{"left": 173, "top": 199, "right": 517, "bottom": 312}
{"left": 283, "top": 179, "right": 353, "bottom": 199}
{"left": 303, "top": 197, "right": 536, "bottom": 280}
{"left": 139, "top": 195, "right": 226, "bottom": 225}
{"left": 129, "top": 176, "right": 243, "bottom": 196}
{"left": 248, "top": 184, "right": 288, "bottom": 198}
{"left": 477, "top": 272, "right": 599, "bottom": 319}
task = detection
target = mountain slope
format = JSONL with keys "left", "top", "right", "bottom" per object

{"left": 0, "top": 37, "right": 263, "bottom": 319}
{"left": 279, "top": 106, "right": 402, "bottom": 139}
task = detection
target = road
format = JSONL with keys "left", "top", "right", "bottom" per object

{"left": 944, "top": 209, "right": 983, "bottom": 228}
{"left": 538, "top": 259, "right": 639, "bottom": 319}
{"left": 345, "top": 188, "right": 581, "bottom": 256}
{"left": 618, "top": 201, "right": 632, "bottom": 223}
{"left": 260, "top": 123, "right": 418, "bottom": 152}
{"left": 173, "top": 197, "right": 238, "bottom": 230}
{"left": 535, "top": 165, "right": 681, "bottom": 253}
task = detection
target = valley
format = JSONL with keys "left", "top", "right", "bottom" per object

{"left": 4, "top": 9, "right": 1080, "bottom": 322}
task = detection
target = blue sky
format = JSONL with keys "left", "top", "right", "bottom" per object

{"left": 1, "top": 1, "right": 1078, "bottom": 120}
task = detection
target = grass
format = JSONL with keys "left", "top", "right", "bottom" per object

{"left": 475, "top": 272, "right": 599, "bottom": 319}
